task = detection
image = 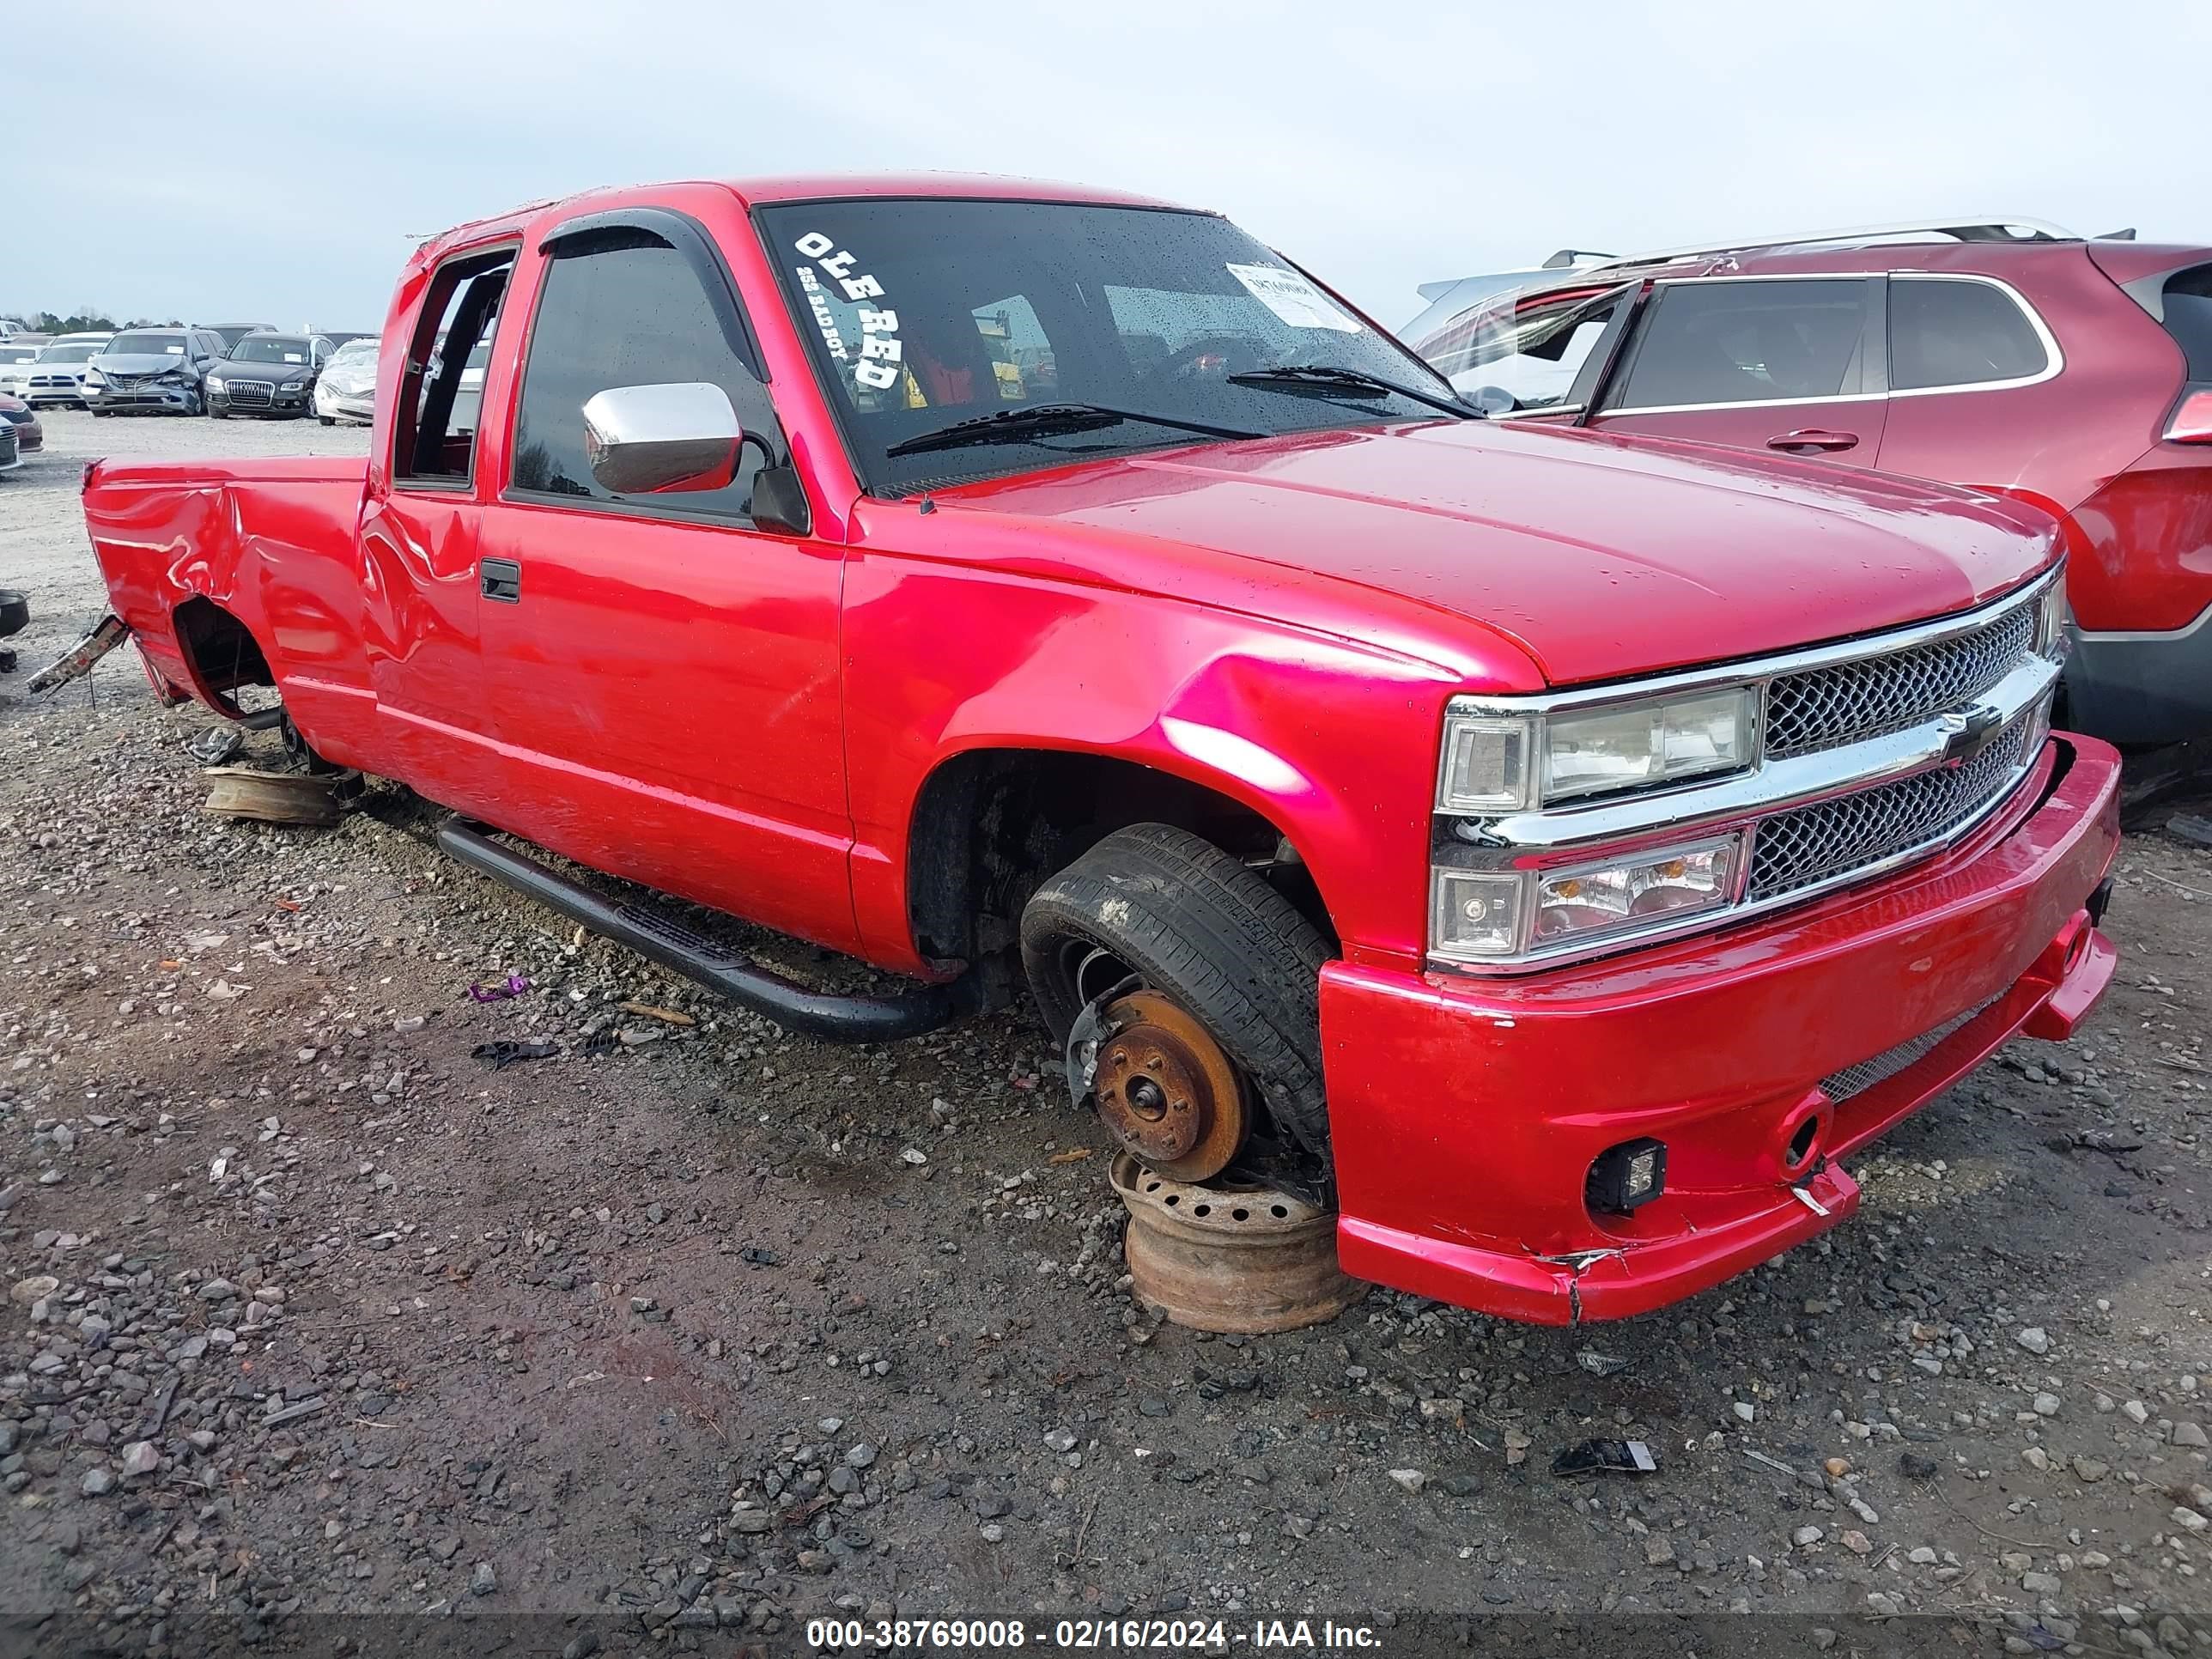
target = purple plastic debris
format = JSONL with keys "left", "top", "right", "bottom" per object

{"left": 467, "top": 973, "right": 531, "bottom": 1003}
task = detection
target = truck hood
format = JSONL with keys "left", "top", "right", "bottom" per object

{"left": 927, "top": 418, "right": 2057, "bottom": 688}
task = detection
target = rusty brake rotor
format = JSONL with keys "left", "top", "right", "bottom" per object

{"left": 1091, "top": 990, "right": 1249, "bottom": 1182}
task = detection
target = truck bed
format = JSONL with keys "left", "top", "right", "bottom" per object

{"left": 82, "top": 454, "right": 372, "bottom": 715}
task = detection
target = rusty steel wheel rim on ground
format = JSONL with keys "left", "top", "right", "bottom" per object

{"left": 1109, "top": 1152, "right": 1368, "bottom": 1334}
{"left": 1091, "top": 990, "right": 1248, "bottom": 1181}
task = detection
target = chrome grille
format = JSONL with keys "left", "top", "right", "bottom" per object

{"left": 1765, "top": 597, "right": 2037, "bottom": 759}
{"left": 1820, "top": 994, "right": 2002, "bottom": 1102}
{"left": 1745, "top": 712, "right": 2033, "bottom": 901}
{"left": 226, "top": 380, "right": 274, "bottom": 408}
{"left": 0, "top": 424, "right": 16, "bottom": 465}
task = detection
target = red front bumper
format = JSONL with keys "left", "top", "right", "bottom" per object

{"left": 1324, "top": 735, "right": 2123, "bottom": 1325}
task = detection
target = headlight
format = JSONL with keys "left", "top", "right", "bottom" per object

{"left": 205, "top": 375, "right": 227, "bottom": 392}
{"left": 2035, "top": 574, "right": 2069, "bottom": 659}
{"left": 83, "top": 369, "right": 104, "bottom": 386}
{"left": 1431, "top": 834, "right": 1742, "bottom": 964}
{"left": 1437, "top": 686, "right": 1756, "bottom": 812}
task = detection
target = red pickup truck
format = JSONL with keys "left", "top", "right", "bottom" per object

{"left": 64, "top": 174, "right": 2122, "bottom": 1324}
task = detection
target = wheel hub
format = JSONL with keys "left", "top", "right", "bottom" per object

{"left": 1091, "top": 991, "right": 1248, "bottom": 1182}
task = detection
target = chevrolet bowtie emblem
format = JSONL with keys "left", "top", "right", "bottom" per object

{"left": 1936, "top": 702, "right": 2005, "bottom": 766}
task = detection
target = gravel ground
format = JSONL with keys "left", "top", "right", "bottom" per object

{"left": 4, "top": 411, "right": 2212, "bottom": 1656}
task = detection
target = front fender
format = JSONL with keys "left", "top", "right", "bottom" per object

{"left": 841, "top": 555, "right": 1504, "bottom": 975}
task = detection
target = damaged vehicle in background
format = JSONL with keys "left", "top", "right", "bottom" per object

{"left": 84, "top": 327, "right": 226, "bottom": 416}
{"left": 1405, "top": 216, "right": 2212, "bottom": 744}
{"left": 49, "top": 175, "right": 2121, "bottom": 1326}
{"left": 206, "top": 331, "right": 335, "bottom": 419}
{"left": 313, "top": 335, "right": 379, "bottom": 425}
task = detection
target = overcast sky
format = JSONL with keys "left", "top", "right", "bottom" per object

{"left": 15, "top": 0, "right": 2210, "bottom": 332}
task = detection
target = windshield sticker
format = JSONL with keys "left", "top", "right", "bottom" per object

{"left": 794, "top": 265, "right": 850, "bottom": 361}
{"left": 1225, "top": 263, "right": 1360, "bottom": 332}
{"left": 793, "top": 230, "right": 904, "bottom": 391}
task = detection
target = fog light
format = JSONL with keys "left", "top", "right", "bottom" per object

{"left": 1587, "top": 1137, "right": 1667, "bottom": 1215}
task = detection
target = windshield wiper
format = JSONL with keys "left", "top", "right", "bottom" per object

{"left": 884, "top": 401, "right": 1261, "bottom": 459}
{"left": 1227, "top": 364, "right": 1478, "bottom": 419}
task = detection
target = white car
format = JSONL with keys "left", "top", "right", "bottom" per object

{"left": 0, "top": 342, "right": 41, "bottom": 397}
{"left": 8, "top": 333, "right": 113, "bottom": 407}
{"left": 312, "top": 336, "right": 380, "bottom": 425}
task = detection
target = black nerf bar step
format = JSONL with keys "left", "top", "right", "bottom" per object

{"left": 435, "top": 817, "right": 979, "bottom": 1043}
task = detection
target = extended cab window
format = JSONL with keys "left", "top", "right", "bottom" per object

{"left": 510, "top": 228, "right": 777, "bottom": 517}
{"left": 1613, "top": 279, "right": 1875, "bottom": 410}
{"left": 1887, "top": 276, "right": 2050, "bottom": 390}
{"left": 758, "top": 198, "right": 1461, "bottom": 495}
{"left": 397, "top": 247, "right": 514, "bottom": 486}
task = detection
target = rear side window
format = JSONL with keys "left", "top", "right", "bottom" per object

{"left": 1887, "top": 277, "right": 2048, "bottom": 391}
{"left": 510, "top": 229, "right": 778, "bottom": 518}
{"left": 1613, "top": 279, "right": 1873, "bottom": 409}
{"left": 2157, "top": 264, "right": 2212, "bottom": 379}
{"left": 397, "top": 246, "right": 516, "bottom": 486}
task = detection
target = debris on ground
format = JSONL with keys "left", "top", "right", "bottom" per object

{"left": 470, "top": 1038, "right": 561, "bottom": 1071}
{"left": 185, "top": 726, "right": 246, "bottom": 765}
{"left": 617, "top": 1000, "right": 694, "bottom": 1025}
{"left": 201, "top": 764, "right": 346, "bottom": 826}
{"left": 1552, "top": 1438, "right": 1658, "bottom": 1478}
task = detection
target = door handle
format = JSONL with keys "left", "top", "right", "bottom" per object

{"left": 480, "top": 558, "right": 522, "bottom": 603}
{"left": 1765, "top": 429, "right": 1858, "bottom": 453}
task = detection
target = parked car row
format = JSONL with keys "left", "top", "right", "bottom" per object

{"left": 0, "top": 324, "right": 379, "bottom": 423}
{"left": 1401, "top": 218, "right": 2212, "bottom": 744}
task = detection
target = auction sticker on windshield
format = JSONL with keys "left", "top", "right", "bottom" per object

{"left": 1225, "top": 263, "right": 1359, "bottom": 331}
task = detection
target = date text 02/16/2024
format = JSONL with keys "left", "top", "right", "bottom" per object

{"left": 803, "top": 1617, "right": 1381, "bottom": 1648}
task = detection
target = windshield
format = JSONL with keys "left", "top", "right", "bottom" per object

{"left": 106, "top": 331, "right": 188, "bottom": 356}
{"left": 328, "top": 338, "right": 379, "bottom": 366}
{"left": 229, "top": 336, "right": 315, "bottom": 364}
{"left": 40, "top": 342, "right": 106, "bottom": 363}
{"left": 758, "top": 198, "right": 1456, "bottom": 493}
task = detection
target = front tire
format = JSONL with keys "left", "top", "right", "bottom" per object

{"left": 1020, "top": 823, "right": 1332, "bottom": 1168}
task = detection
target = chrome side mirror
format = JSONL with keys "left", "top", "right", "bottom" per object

{"left": 581, "top": 382, "right": 743, "bottom": 495}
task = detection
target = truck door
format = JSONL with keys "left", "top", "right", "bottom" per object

{"left": 1582, "top": 275, "right": 1889, "bottom": 466}
{"left": 356, "top": 244, "right": 516, "bottom": 803}
{"left": 471, "top": 209, "right": 858, "bottom": 955}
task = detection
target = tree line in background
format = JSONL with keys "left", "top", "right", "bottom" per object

{"left": 15, "top": 310, "right": 186, "bottom": 332}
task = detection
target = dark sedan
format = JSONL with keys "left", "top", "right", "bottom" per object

{"left": 207, "top": 332, "right": 335, "bottom": 419}
{"left": 0, "top": 394, "right": 42, "bottom": 457}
